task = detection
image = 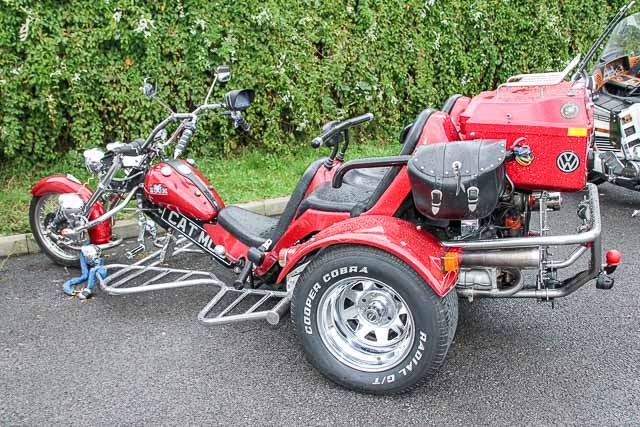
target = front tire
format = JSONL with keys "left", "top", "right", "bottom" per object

{"left": 29, "top": 194, "right": 81, "bottom": 266}
{"left": 291, "top": 245, "right": 457, "bottom": 394}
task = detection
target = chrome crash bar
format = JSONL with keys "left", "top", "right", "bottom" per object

{"left": 443, "top": 184, "right": 601, "bottom": 250}
{"left": 447, "top": 184, "right": 603, "bottom": 299}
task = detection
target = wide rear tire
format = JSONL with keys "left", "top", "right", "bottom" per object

{"left": 291, "top": 245, "right": 457, "bottom": 395}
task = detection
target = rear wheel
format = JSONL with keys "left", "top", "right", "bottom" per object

{"left": 29, "top": 194, "right": 82, "bottom": 266}
{"left": 291, "top": 245, "right": 457, "bottom": 394}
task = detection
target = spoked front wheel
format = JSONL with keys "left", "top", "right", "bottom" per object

{"left": 29, "top": 193, "right": 82, "bottom": 266}
{"left": 292, "top": 245, "right": 457, "bottom": 395}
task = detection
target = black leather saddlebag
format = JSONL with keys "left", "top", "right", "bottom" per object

{"left": 408, "top": 139, "right": 507, "bottom": 220}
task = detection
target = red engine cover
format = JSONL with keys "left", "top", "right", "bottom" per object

{"left": 144, "top": 160, "right": 224, "bottom": 221}
{"left": 459, "top": 80, "right": 592, "bottom": 192}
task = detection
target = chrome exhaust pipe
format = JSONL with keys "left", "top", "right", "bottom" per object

{"left": 457, "top": 269, "right": 524, "bottom": 298}
{"left": 460, "top": 248, "right": 540, "bottom": 269}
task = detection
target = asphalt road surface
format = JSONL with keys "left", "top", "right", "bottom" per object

{"left": 1, "top": 183, "right": 639, "bottom": 426}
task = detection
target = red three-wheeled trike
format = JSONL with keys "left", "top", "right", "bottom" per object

{"left": 30, "top": 57, "right": 621, "bottom": 393}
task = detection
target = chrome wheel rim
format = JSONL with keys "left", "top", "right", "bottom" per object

{"left": 34, "top": 193, "right": 81, "bottom": 262}
{"left": 317, "top": 277, "right": 414, "bottom": 373}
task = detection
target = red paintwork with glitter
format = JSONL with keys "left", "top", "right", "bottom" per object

{"left": 144, "top": 160, "right": 224, "bottom": 221}
{"left": 256, "top": 209, "right": 351, "bottom": 276}
{"left": 31, "top": 175, "right": 112, "bottom": 245}
{"left": 274, "top": 216, "right": 459, "bottom": 296}
{"left": 459, "top": 80, "right": 592, "bottom": 192}
{"left": 306, "top": 160, "right": 341, "bottom": 197}
{"left": 417, "top": 111, "right": 460, "bottom": 146}
{"left": 449, "top": 96, "right": 471, "bottom": 133}
{"left": 204, "top": 223, "right": 249, "bottom": 263}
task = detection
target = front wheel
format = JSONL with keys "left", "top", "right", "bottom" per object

{"left": 291, "top": 245, "right": 457, "bottom": 394}
{"left": 29, "top": 193, "right": 82, "bottom": 266}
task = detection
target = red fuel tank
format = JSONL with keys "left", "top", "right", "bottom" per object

{"left": 143, "top": 160, "right": 224, "bottom": 221}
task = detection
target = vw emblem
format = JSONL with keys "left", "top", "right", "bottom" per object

{"left": 556, "top": 151, "right": 580, "bottom": 173}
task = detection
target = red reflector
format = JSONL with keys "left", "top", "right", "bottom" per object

{"left": 606, "top": 249, "right": 622, "bottom": 266}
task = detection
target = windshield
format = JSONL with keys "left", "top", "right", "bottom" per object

{"left": 602, "top": 12, "right": 640, "bottom": 60}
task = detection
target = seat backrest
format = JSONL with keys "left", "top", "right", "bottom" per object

{"left": 442, "top": 94, "right": 471, "bottom": 134}
{"left": 352, "top": 109, "right": 435, "bottom": 215}
{"left": 269, "top": 157, "right": 327, "bottom": 244}
{"left": 398, "top": 110, "right": 431, "bottom": 155}
{"left": 442, "top": 94, "right": 463, "bottom": 114}
{"left": 449, "top": 96, "right": 471, "bottom": 133}
{"left": 416, "top": 111, "right": 460, "bottom": 146}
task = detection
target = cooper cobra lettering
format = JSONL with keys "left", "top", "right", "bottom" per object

{"left": 305, "top": 265, "right": 369, "bottom": 335}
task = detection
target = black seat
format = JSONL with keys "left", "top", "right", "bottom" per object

{"left": 216, "top": 158, "right": 327, "bottom": 248}
{"left": 298, "top": 181, "right": 374, "bottom": 214}
{"left": 302, "top": 109, "right": 435, "bottom": 215}
{"left": 217, "top": 206, "right": 278, "bottom": 247}
{"left": 342, "top": 167, "right": 387, "bottom": 188}
{"left": 341, "top": 109, "right": 431, "bottom": 189}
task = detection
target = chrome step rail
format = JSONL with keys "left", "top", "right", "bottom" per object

{"left": 100, "top": 237, "right": 204, "bottom": 292}
{"left": 96, "top": 235, "right": 291, "bottom": 326}
{"left": 98, "top": 263, "right": 223, "bottom": 295}
{"left": 197, "top": 286, "right": 290, "bottom": 326}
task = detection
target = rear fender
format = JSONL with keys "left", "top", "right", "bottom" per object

{"left": 31, "top": 174, "right": 112, "bottom": 245}
{"left": 276, "top": 215, "right": 459, "bottom": 296}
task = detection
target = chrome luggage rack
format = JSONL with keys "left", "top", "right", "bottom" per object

{"left": 498, "top": 55, "right": 581, "bottom": 88}
{"left": 97, "top": 235, "right": 291, "bottom": 326}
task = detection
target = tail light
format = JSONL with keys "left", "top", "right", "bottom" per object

{"left": 604, "top": 249, "right": 621, "bottom": 274}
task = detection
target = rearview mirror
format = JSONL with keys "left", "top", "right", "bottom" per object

{"left": 216, "top": 65, "right": 231, "bottom": 83}
{"left": 141, "top": 77, "right": 157, "bottom": 98}
{"left": 224, "top": 89, "right": 255, "bottom": 111}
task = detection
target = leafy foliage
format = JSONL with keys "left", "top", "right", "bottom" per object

{"left": 0, "top": 0, "right": 627, "bottom": 165}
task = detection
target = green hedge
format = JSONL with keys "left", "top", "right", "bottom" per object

{"left": 0, "top": 0, "right": 626, "bottom": 166}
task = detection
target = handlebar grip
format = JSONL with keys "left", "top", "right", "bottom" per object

{"left": 174, "top": 127, "right": 193, "bottom": 159}
{"left": 236, "top": 116, "right": 250, "bottom": 132}
{"left": 110, "top": 139, "right": 144, "bottom": 156}
{"left": 311, "top": 137, "right": 323, "bottom": 149}
{"left": 351, "top": 112, "right": 374, "bottom": 125}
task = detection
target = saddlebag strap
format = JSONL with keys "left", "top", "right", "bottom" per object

{"left": 467, "top": 186, "right": 479, "bottom": 212}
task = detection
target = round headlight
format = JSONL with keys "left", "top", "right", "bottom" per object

{"left": 83, "top": 148, "right": 105, "bottom": 175}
